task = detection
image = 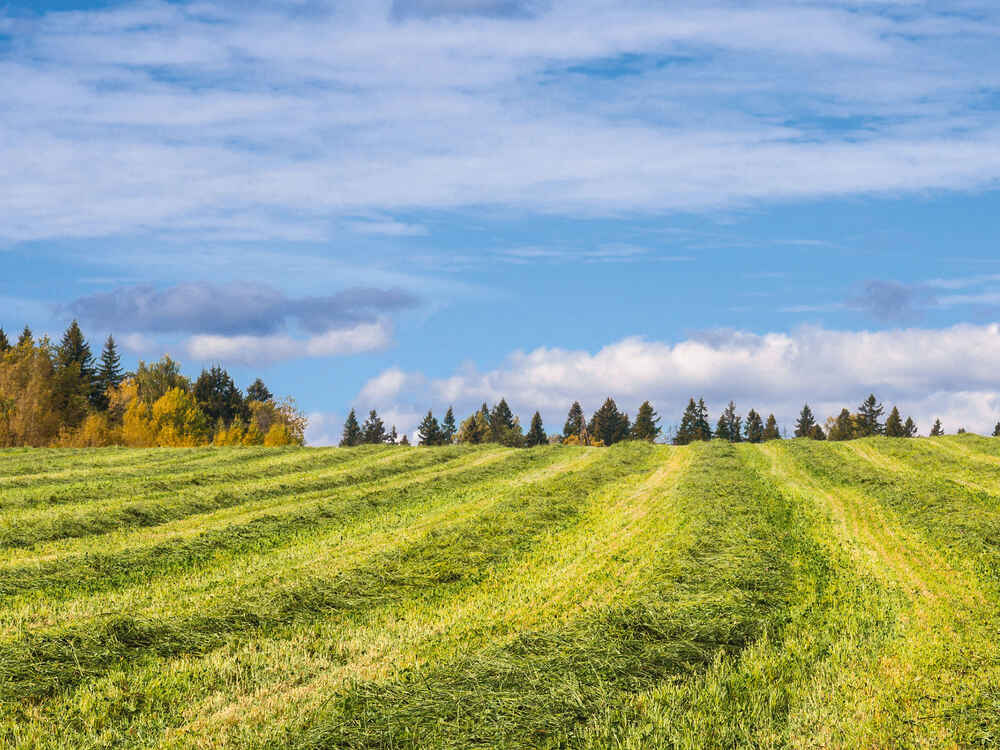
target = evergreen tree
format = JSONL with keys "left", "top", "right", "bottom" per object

{"left": 441, "top": 406, "right": 457, "bottom": 444}
{"left": 808, "top": 423, "right": 826, "bottom": 440}
{"left": 194, "top": 366, "right": 246, "bottom": 427}
{"left": 92, "top": 334, "right": 123, "bottom": 411}
{"left": 794, "top": 404, "right": 816, "bottom": 438}
{"left": 716, "top": 401, "right": 741, "bottom": 443}
{"left": 563, "top": 401, "right": 585, "bottom": 439}
{"left": 828, "top": 408, "right": 856, "bottom": 441}
{"left": 993, "top": 421, "right": 1000, "bottom": 438}
{"left": 362, "top": 409, "right": 386, "bottom": 444}
{"left": 489, "top": 399, "right": 516, "bottom": 439}
{"left": 456, "top": 410, "right": 490, "bottom": 444}
{"left": 885, "top": 406, "right": 905, "bottom": 437}
{"left": 929, "top": 418, "right": 944, "bottom": 437}
{"left": 57, "top": 320, "right": 94, "bottom": 374}
{"left": 17, "top": 326, "right": 32, "bottom": 347}
{"left": 387, "top": 425, "right": 398, "bottom": 445}
{"left": 762, "top": 413, "right": 781, "bottom": 441}
{"left": 695, "top": 399, "right": 711, "bottom": 441}
{"left": 0, "top": 327, "right": 9, "bottom": 353}
{"left": 52, "top": 320, "right": 95, "bottom": 427}
{"left": 589, "top": 397, "right": 630, "bottom": 445}
{"left": 904, "top": 417, "right": 918, "bottom": 437}
{"left": 246, "top": 378, "right": 273, "bottom": 403}
{"left": 857, "top": 394, "right": 885, "bottom": 437}
{"left": 744, "top": 409, "right": 764, "bottom": 443}
{"left": 630, "top": 400, "right": 661, "bottom": 442}
{"left": 418, "top": 410, "right": 442, "bottom": 446}
{"left": 525, "top": 411, "right": 547, "bottom": 447}
{"left": 399, "top": 434, "right": 411, "bottom": 446}
{"left": 674, "top": 398, "right": 699, "bottom": 445}
{"left": 340, "top": 409, "right": 363, "bottom": 446}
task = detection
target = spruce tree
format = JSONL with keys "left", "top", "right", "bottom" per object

{"left": 489, "top": 399, "right": 515, "bottom": 440}
{"left": 744, "top": 409, "right": 764, "bottom": 443}
{"left": 808, "top": 423, "right": 826, "bottom": 440}
{"left": 885, "top": 406, "right": 904, "bottom": 437}
{"left": 194, "top": 366, "right": 246, "bottom": 427}
{"left": 387, "top": 425, "right": 398, "bottom": 445}
{"left": 794, "top": 404, "right": 816, "bottom": 438}
{"left": 441, "top": 406, "right": 457, "bottom": 444}
{"left": 590, "top": 397, "right": 630, "bottom": 445}
{"left": 695, "top": 399, "right": 711, "bottom": 441}
{"left": 762, "top": 413, "right": 781, "bottom": 441}
{"left": 340, "top": 409, "right": 363, "bottom": 446}
{"left": 857, "top": 394, "right": 885, "bottom": 437}
{"left": 93, "top": 334, "right": 124, "bottom": 411}
{"left": 631, "top": 400, "right": 661, "bottom": 442}
{"left": 716, "top": 401, "right": 741, "bottom": 443}
{"left": 563, "top": 401, "right": 585, "bottom": 439}
{"left": 993, "top": 421, "right": 1000, "bottom": 438}
{"left": 246, "top": 378, "right": 273, "bottom": 403}
{"left": 362, "top": 409, "right": 386, "bottom": 444}
{"left": 904, "top": 417, "right": 918, "bottom": 438}
{"left": 525, "top": 411, "right": 547, "bottom": 447}
{"left": 17, "top": 325, "right": 32, "bottom": 347}
{"left": 929, "top": 418, "right": 944, "bottom": 437}
{"left": 418, "top": 410, "right": 442, "bottom": 446}
{"left": 828, "top": 408, "right": 855, "bottom": 441}
{"left": 674, "top": 398, "right": 700, "bottom": 445}
{"left": 57, "top": 320, "right": 94, "bottom": 374}
{"left": 0, "top": 327, "right": 9, "bottom": 353}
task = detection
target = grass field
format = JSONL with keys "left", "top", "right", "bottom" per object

{"left": 1, "top": 437, "right": 998, "bottom": 749}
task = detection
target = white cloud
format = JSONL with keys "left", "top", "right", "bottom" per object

{"left": 186, "top": 320, "right": 393, "bottom": 365}
{"left": 355, "top": 323, "right": 1000, "bottom": 435}
{"left": 2, "top": 1, "right": 1000, "bottom": 241}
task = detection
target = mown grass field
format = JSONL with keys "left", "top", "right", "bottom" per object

{"left": 1, "top": 437, "right": 998, "bottom": 749}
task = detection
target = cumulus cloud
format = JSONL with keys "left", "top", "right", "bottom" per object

{"left": 355, "top": 323, "right": 1000, "bottom": 436}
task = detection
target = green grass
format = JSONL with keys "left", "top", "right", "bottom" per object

{"left": 1, "top": 438, "right": 998, "bottom": 748}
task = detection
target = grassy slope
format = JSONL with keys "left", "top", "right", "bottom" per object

{"left": 0, "top": 438, "right": 998, "bottom": 749}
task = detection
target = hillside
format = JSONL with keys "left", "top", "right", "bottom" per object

{"left": 1, "top": 438, "right": 998, "bottom": 748}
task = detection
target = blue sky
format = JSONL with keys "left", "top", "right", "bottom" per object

{"left": 3, "top": 0, "right": 1000, "bottom": 442}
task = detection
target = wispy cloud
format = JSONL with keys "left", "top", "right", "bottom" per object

{"left": 2, "top": 1, "right": 1000, "bottom": 242}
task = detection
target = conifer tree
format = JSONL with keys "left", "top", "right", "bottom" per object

{"left": 489, "top": 399, "right": 515, "bottom": 439}
{"left": 674, "top": 398, "right": 699, "bottom": 445}
{"left": 993, "top": 421, "right": 1000, "bottom": 438}
{"left": 525, "top": 411, "right": 547, "bottom": 447}
{"left": 929, "top": 418, "right": 944, "bottom": 437}
{"left": 762, "top": 413, "right": 781, "bottom": 441}
{"left": 362, "top": 409, "right": 386, "bottom": 444}
{"left": 57, "top": 320, "right": 94, "bottom": 374}
{"left": 794, "top": 404, "right": 816, "bottom": 438}
{"left": 194, "top": 366, "right": 246, "bottom": 427}
{"left": 441, "top": 406, "right": 457, "bottom": 444}
{"left": 630, "top": 400, "right": 661, "bottom": 442}
{"left": 17, "top": 326, "right": 32, "bottom": 347}
{"left": 828, "top": 408, "right": 855, "bottom": 441}
{"left": 246, "top": 378, "right": 273, "bottom": 403}
{"left": 418, "top": 410, "right": 442, "bottom": 446}
{"left": 904, "top": 417, "right": 918, "bottom": 437}
{"left": 563, "top": 401, "right": 585, "bottom": 439}
{"left": 0, "top": 327, "right": 9, "bottom": 353}
{"left": 808, "top": 423, "right": 826, "bottom": 440}
{"left": 695, "top": 399, "right": 711, "bottom": 441}
{"left": 589, "top": 397, "right": 630, "bottom": 445}
{"left": 857, "top": 394, "right": 885, "bottom": 436}
{"left": 716, "top": 401, "right": 741, "bottom": 442}
{"left": 400, "top": 434, "right": 411, "bottom": 446}
{"left": 340, "top": 409, "right": 362, "bottom": 446}
{"left": 92, "top": 334, "right": 124, "bottom": 411}
{"left": 387, "top": 425, "right": 398, "bottom": 445}
{"left": 744, "top": 409, "right": 764, "bottom": 443}
{"left": 885, "top": 406, "right": 904, "bottom": 437}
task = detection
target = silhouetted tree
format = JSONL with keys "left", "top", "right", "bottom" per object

{"left": 762, "top": 413, "right": 781, "bottom": 441}
{"left": 387, "top": 425, "right": 398, "bottom": 445}
{"left": 418, "top": 410, "right": 443, "bottom": 446}
{"left": 246, "top": 378, "right": 273, "bottom": 404}
{"left": 525, "top": 411, "right": 547, "bottom": 447}
{"left": 93, "top": 334, "right": 123, "bottom": 411}
{"left": 929, "top": 419, "right": 944, "bottom": 437}
{"left": 993, "top": 421, "right": 1000, "bottom": 437}
{"left": 441, "top": 406, "right": 457, "bottom": 444}
{"left": 563, "top": 401, "right": 585, "bottom": 439}
{"left": 857, "top": 394, "right": 885, "bottom": 437}
{"left": 362, "top": 409, "right": 386, "bottom": 444}
{"left": 794, "top": 404, "right": 816, "bottom": 438}
{"left": 744, "top": 409, "right": 764, "bottom": 443}
{"left": 904, "top": 417, "right": 918, "bottom": 437}
{"left": 630, "top": 400, "right": 661, "bottom": 442}
{"left": 340, "top": 409, "right": 362, "bottom": 446}
{"left": 194, "top": 366, "right": 246, "bottom": 426}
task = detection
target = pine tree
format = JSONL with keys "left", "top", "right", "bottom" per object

{"left": 885, "top": 406, "right": 904, "bottom": 437}
{"left": 794, "top": 404, "right": 816, "bottom": 438}
{"left": 362, "top": 409, "right": 386, "bottom": 444}
{"left": 929, "top": 418, "right": 944, "bottom": 437}
{"left": 695, "top": 399, "right": 711, "bottom": 441}
{"left": 489, "top": 399, "right": 515, "bottom": 440}
{"left": 762, "top": 413, "right": 781, "bottom": 441}
{"left": 631, "top": 401, "right": 661, "bottom": 442}
{"left": 993, "top": 421, "right": 1000, "bottom": 438}
{"left": 194, "top": 366, "right": 246, "bottom": 427}
{"left": 340, "top": 409, "right": 363, "bottom": 446}
{"left": 0, "top": 327, "right": 9, "bottom": 353}
{"left": 525, "top": 411, "right": 547, "bottom": 447}
{"left": 441, "top": 406, "right": 457, "bottom": 444}
{"left": 246, "top": 378, "right": 273, "bottom": 403}
{"left": 57, "top": 320, "right": 94, "bottom": 373}
{"left": 590, "top": 397, "right": 630, "bottom": 445}
{"left": 904, "top": 417, "right": 918, "bottom": 437}
{"left": 92, "top": 334, "right": 124, "bottom": 411}
{"left": 716, "top": 401, "right": 741, "bottom": 443}
{"left": 744, "top": 409, "right": 764, "bottom": 443}
{"left": 418, "top": 410, "right": 442, "bottom": 446}
{"left": 857, "top": 394, "right": 885, "bottom": 437}
{"left": 387, "top": 425, "right": 398, "bottom": 445}
{"left": 17, "top": 326, "right": 32, "bottom": 347}
{"left": 563, "top": 401, "right": 584, "bottom": 439}
{"left": 674, "top": 398, "right": 700, "bottom": 445}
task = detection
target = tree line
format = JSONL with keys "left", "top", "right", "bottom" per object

{"left": 342, "top": 393, "right": 983, "bottom": 448}
{"left": 0, "top": 321, "right": 305, "bottom": 447}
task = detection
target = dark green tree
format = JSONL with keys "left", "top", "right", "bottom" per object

{"left": 362, "top": 409, "right": 386, "bottom": 444}
{"left": 695, "top": 399, "right": 711, "bottom": 441}
{"left": 134, "top": 356, "right": 190, "bottom": 405}
{"left": 809, "top": 423, "right": 826, "bottom": 440}
{"left": 794, "top": 404, "right": 816, "bottom": 438}
{"left": 400, "top": 434, "right": 411, "bottom": 446}
{"left": 993, "top": 421, "right": 1000, "bottom": 438}
{"left": 489, "top": 399, "right": 516, "bottom": 439}
{"left": 525, "top": 411, "right": 547, "bottom": 447}
{"left": 630, "top": 401, "right": 661, "bottom": 442}
{"left": 674, "top": 398, "right": 699, "bottom": 445}
{"left": 194, "top": 366, "right": 246, "bottom": 426}
{"left": 857, "top": 394, "right": 885, "bottom": 437}
{"left": 563, "top": 401, "right": 585, "bottom": 439}
{"left": 0, "top": 328, "right": 9, "bottom": 353}
{"left": 716, "top": 401, "right": 741, "bottom": 443}
{"left": 762, "top": 413, "right": 781, "bottom": 441}
{"left": 589, "top": 397, "right": 630, "bottom": 445}
{"left": 904, "top": 417, "right": 918, "bottom": 438}
{"left": 387, "top": 425, "right": 398, "bottom": 445}
{"left": 828, "top": 408, "right": 856, "bottom": 441}
{"left": 418, "top": 410, "right": 442, "bottom": 446}
{"left": 441, "top": 406, "right": 457, "bottom": 444}
{"left": 246, "top": 378, "right": 273, "bottom": 403}
{"left": 57, "top": 320, "right": 94, "bottom": 374}
{"left": 929, "top": 418, "right": 944, "bottom": 437}
{"left": 17, "top": 325, "right": 33, "bottom": 347}
{"left": 340, "top": 409, "right": 363, "bottom": 447}
{"left": 744, "top": 409, "right": 764, "bottom": 443}
{"left": 885, "top": 406, "right": 904, "bottom": 437}
{"left": 52, "top": 320, "right": 95, "bottom": 427}
{"left": 92, "top": 334, "right": 124, "bottom": 411}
